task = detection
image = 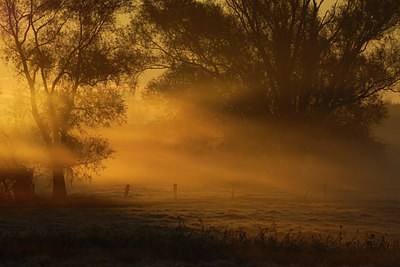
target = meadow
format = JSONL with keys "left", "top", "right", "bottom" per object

{"left": 1, "top": 184, "right": 399, "bottom": 266}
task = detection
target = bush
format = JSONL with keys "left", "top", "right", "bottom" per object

{"left": 0, "top": 160, "right": 34, "bottom": 203}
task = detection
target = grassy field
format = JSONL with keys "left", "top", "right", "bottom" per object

{"left": 0, "top": 184, "right": 400, "bottom": 266}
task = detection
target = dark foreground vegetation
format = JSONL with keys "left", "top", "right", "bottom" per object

{"left": 0, "top": 215, "right": 399, "bottom": 266}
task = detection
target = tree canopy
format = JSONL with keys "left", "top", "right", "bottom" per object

{"left": 0, "top": 0, "right": 133, "bottom": 200}
{"left": 132, "top": 0, "right": 400, "bottom": 135}
{"left": 0, "top": 0, "right": 400, "bottom": 200}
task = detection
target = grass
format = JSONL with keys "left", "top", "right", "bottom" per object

{"left": 0, "top": 217, "right": 399, "bottom": 266}
{"left": 0, "top": 195, "right": 138, "bottom": 208}
{"left": 0, "top": 195, "right": 399, "bottom": 266}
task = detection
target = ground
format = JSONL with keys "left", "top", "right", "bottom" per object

{"left": 0, "top": 183, "right": 399, "bottom": 265}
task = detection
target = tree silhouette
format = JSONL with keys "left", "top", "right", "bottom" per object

{"left": 0, "top": 0, "right": 131, "bottom": 201}
{"left": 133, "top": 0, "right": 400, "bottom": 135}
{"left": 0, "top": 129, "right": 34, "bottom": 202}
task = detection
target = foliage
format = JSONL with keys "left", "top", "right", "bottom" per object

{"left": 0, "top": 147, "right": 33, "bottom": 202}
{"left": 132, "top": 0, "right": 400, "bottom": 135}
{"left": 0, "top": 0, "right": 133, "bottom": 198}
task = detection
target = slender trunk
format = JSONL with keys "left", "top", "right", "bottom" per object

{"left": 52, "top": 165, "right": 67, "bottom": 201}
{"left": 49, "top": 92, "right": 68, "bottom": 201}
{"left": 9, "top": 9, "right": 68, "bottom": 203}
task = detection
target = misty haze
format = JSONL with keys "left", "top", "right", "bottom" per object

{"left": 0, "top": 0, "right": 399, "bottom": 265}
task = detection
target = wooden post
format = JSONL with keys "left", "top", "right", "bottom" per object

{"left": 173, "top": 183, "right": 178, "bottom": 200}
{"left": 231, "top": 184, "right": 235, "bottom": 199}
{"left": 124, "top": 184, "right": 130, "bottom": 198}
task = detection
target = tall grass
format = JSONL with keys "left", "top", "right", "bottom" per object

{"left": 0, "top": 221, "right": 399, "bottom": 266}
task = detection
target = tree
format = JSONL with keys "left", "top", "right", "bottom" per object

{"left": 132, "top": 0, "right": 400, "bottom": 135}
{"left": 0, "top": 0, "right": 131, "bottom": 201}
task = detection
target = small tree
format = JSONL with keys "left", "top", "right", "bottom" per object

{"left": 0, "top": 0, "right": 131, "bottom": 201}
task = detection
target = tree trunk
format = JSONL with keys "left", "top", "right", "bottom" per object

{"left": 52, "top": 166, "right": 67, "bottom": 202}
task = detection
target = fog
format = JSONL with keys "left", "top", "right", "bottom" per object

{"left": 84, "top": 92, "right": 400, "bottom": 200}
{"left": 0, "top": 82, "right": 399, "bottom": 200}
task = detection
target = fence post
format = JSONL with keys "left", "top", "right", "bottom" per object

{"left": 173, "top": 183, "right": 178, "bottom": 200}
{"left": 124, "top": 184, "right": 130, "bottom": 198}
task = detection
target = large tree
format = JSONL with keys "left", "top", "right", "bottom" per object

{"left": 0, "top": 0, "right": 131, "bottom": 201}
{"left": 132, "top": 0, "right": 400, "bottom": 135}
